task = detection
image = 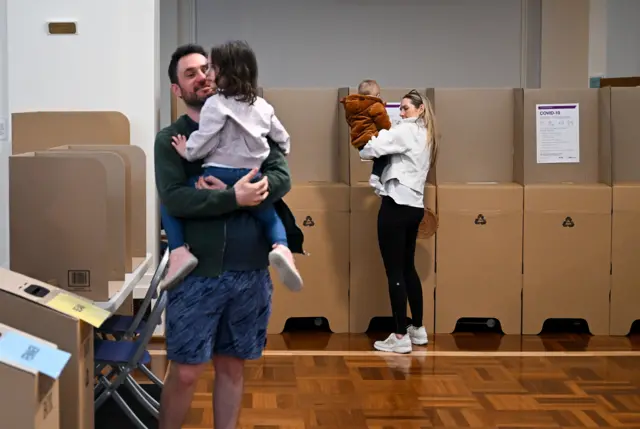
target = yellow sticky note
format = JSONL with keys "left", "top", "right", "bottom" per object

{"left": 46, "top": 293, "right": 110, "bottom": 328}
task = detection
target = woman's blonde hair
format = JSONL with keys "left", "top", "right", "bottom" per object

{"left": 402, "top": 90, "right": 438, "bottom": 169}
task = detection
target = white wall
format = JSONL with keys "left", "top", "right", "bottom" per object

{"left": 0, "top": 0, "right": 160, "bottom": 269}
{"left": 195, "top": 0, "right": 524, "bottom": 88}
{"left": 0, "top": 0, "right": 8, "bottom": 268}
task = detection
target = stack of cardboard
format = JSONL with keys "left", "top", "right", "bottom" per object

{"left": 0, "top": 267, "right": 111, "bottom": 429}
{"left": 519, "top": 88, "right": 612, "bottom": 335}
{"left": 609, "top": 87, "right": 640, "bottom": 336}
{"left": 432, "top": 88, "right": 523, "bottom": 335}
{"left": 262, "top": 88, "right": 351, "bottom": 334}
{"left": 170, "top": 87, "right": 640, "bottom": 336}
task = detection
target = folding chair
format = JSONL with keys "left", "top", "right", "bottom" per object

{"left": 95, "top": 249, "right": 169, "bottom": 389}
{"left": 94, "top": 291, "right": 168, "bottom": 428}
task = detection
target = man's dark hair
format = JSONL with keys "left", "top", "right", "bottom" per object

{"left": 210, "top": 40, "right": 259, "bottom": 105}
{"left": 168, "top": 44, "right": 207, "bottom": 85}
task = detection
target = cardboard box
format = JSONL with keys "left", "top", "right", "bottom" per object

{"left": 436, "top": 183, "right": 523, "bottom": 334}
{"left": 10, "top": 151, "right": 127, "bottom": 302}
{"left": 338, "top": 87, "right": 434, "bottom": 185}
{"left": 608, "top": 87, "right": 640, "bottom": 335}
{"left": 0, "top": 323, "right": 70, "bottom": 429}
{"left": 11, "top": 111, "right": 130, "bottom": 155}
{"left": 519, "top": 88, "right": 612, "bottom": 335}
{"left": 267, "top": 184, "right": 350, "bottom": 333}
{"left": 0, "top": 268, "right": 107, "bottom": 429}
{"left": 349, "top": 184, "right": 436, "bottom": 333}
{"left": 263, "top": 88, "right": 347, "bottom": 183}
{"left": 523, "top": 184, "right": 611, "bottom": 335}
{"left": 432, "top": 88, "right": 523, "bottom": 334}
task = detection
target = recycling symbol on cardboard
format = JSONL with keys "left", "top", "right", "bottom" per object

{"left": 562, "top": 216, "right": 575, "bottom": 228}
{"left": 474, "top": 214, "right": 487, "bottom": 225}
{"left": 303, "top": 216, "right": 315, "bottom": 227}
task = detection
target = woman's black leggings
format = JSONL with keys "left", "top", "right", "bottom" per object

{"left": 377, "top": 196, "right": 425, "bottom": 335}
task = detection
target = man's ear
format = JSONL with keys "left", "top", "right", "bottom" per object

{"left": 171, "top": 83, "right": 182, "bottom": 99}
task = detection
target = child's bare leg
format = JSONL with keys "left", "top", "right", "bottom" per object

{"left": 268, "top": 245, "right": 303, "bottom": 292}
{"left": 160, "top": 245, "right": 199, "bottom": 291}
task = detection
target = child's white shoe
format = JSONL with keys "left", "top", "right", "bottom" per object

{"left": 269, "top": 245, "right": 303, "bottom": 292}
{"left": 159, "top": 246, "right": 198, "bottom": 291}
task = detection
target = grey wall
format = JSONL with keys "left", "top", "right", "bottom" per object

{"left": 195, "top": 0, "right": 524, "bottom": 88}
{"left": 606, "top": 0, "right": 640, "bottom": 78}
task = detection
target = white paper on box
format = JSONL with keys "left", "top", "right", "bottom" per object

{"left": 535, "top": 103, "right": 580, "bottom": 164}
{"left": 385, "top": 102, "right": 402, "bottom": 127}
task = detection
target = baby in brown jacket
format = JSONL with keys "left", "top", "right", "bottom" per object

{"left": 340, "top": 79, "right": 392, "bottom": 186}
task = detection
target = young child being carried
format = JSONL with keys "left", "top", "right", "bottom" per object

{"left": 160, "top": 40, "right": 303, "bottom": 292}
{"left": 340, "top": 79, "right": 392, "bottom": 189}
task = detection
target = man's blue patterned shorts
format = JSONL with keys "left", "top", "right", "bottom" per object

{"left": 165, "top": 269, "right": 272, "bottom": 364}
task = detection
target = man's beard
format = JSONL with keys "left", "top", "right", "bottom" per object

{"left": 181, "top": 85, "right": 214, "bottom": 108}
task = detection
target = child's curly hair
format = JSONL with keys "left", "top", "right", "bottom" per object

{"left": 210, "top": 40, "right": 259, "bottom": 105}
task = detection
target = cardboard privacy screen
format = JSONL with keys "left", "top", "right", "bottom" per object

{"left": 11, "top": 111, "right": 130, "bottom": 154}
{"left": 10, "top": 151, "right": 126, "bottom": 301}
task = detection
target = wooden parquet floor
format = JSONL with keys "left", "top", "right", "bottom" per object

{"left": 132, "top": 333, "right": 640, "bottom": 428}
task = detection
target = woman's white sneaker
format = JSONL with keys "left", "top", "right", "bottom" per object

{"left": 373, "top": 333, "right": 412, "bottom": 354}
{"left": 407, "top": 325, "right": 428, "bottom": 345}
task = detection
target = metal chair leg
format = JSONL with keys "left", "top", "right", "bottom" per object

{"left": 126, "top": 376, "right": 160, "bottom": 410}
{"left": 112, "top": 390, "right": 150, "bottom": 429}
{"left": 139, "top": 363, "right": 164, "bottom": 388}
{"left": 125, "top": 376, "right": 160, "bottom": 418}
{"left": 94, "top": 376, "right": 115, "bottom": 411}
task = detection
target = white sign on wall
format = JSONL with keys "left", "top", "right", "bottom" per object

{"left": 385, "top": 102, "right": 402, "bottom": 127}
{"left": 535, "top": 103, "right": 580, "bottom": 164}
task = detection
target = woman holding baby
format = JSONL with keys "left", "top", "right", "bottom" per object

{"left": 358, "top": 89, "right": 438, "bottom": 354}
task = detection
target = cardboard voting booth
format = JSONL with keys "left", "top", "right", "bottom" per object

{"left": 0, "top": 268, "right": 111, "bottom": 429}
{"left": 607, "top": 87, "right": 640, "bottom": 335}
{"left": 518, "top": 89, "right": 612, "bottom": 335}
{"left": 432, "top": 88, "right": 523, "bottom": 335}
{"left": 9, "top": 151, "right": 128, "bottom": 302}
{"left": 0, "top": 323, "right": 71, "bottom": 429}
{"left": 49, "top": 145, "right": 148, "bottom": 270}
